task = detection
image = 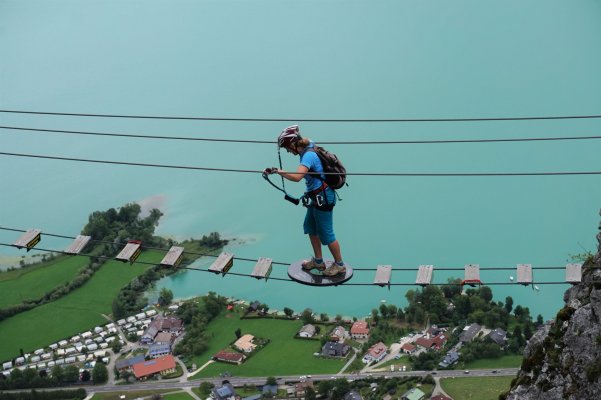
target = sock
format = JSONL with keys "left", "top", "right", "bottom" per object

{"left": 314, "top": 257, "right": 323, "bottom": 264}
{"left": 336, "top": 260, "right": 344, "bottom": 266}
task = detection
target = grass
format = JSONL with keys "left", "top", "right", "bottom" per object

{"left": 373, "top": 355, "right": 412, "bottom": 371}
{"left": 90, "top": 389, "right": 173, "bottom": 399}
{"left": 163, "top": 392, "right": 195, "bottom": 400}
{"left": 0, "top": 251, "right": 161, "bottom": 361}
{"left": 190, "top": 313, "right": 346, "bottom": 378}
{"left": 462, "top": 354, "right": 523, "bottom": 369}
{"left": 441, "top": 376, "right": 513, "bottom": 400}
{"left": 0, "top": 255, "right": 89, "bottom": 308}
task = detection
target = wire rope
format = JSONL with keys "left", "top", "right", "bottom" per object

{"left": 0, "top": 243, "right": 580, "bottom": 286}
{"left": 1, "top": 151, "right": 600, "bottom": 177}
{"left": 2, "top": 109, "right": 601, "bottom": 122}
{"left": 3, "top": 125, "right": 601, "bottom": 145}
{"left": 0, "top": 226, "right": 583, "bottom": 272}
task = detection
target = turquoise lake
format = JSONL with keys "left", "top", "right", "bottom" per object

{"left": 1, "top": 0, "right": 601, "bottom": 320}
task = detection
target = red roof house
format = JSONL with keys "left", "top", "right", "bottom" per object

{"left": 350, "top": 321, "right": 370, "bottom": 339}
{"left": 131, "top": 355, "right": 176, "bottom": 379}
{"left": 214, "top": 350, "right": 246, "bottom": 365}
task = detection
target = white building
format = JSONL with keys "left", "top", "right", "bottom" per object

{"left": 93, "top": 327, "right": 103, "bottom": 334}
{"left": 81, "top": 331, "right": 93, "bottom": 339}
{"left": 77, "top": 355, "right": 86, "bottom": 362}
{"left": 136, "top": 312, "right": 146, "bottom": 320}
{"left": 65, "top": 347, "right": 76, "bottom": 354}
{"left": 49, "top": 343, "right": 58, "bottom": 350}
{"left": 30, "top": 356, "right": 41, "bottom": 363}
{"left": 145, "top": 309, "right": 157, "bottom": 317}
{"left": 2, "top": 361, "right": 12, "bottom": 370}
{"left": 36, "top": 362, "right": 46, "bottom": 370}
{"left": 126, "top": 316, "right": 137, "bottom": 323}
{"left": 70, "top": 335, "right": 81, "bottom": 342}
{"left": 87, "top": 343, "right": 98, "bottom": 351}
{"left": 56, "top": 349, "right": 65, "bottom": 356}
{"left": 117, "top": 319, "right": 126, "bottom": 326}
{"left": 106, "top": 323, "right": 115, "bottom": 329}
{"left": 58, "top": 340, "right": 68, "bottom": 347}
{"left": 55, "top": 358, "right": 65, "bottom": 365}
{"left": 65, "top": 357, "right": 76, "bottom": 364}
{"left": 41, "top": 353, "right": 52, "bottom": 360}
{"left": 34, "top": 348, "right": 44, "bottom": 355}
{"left": 47, "top": 361, "right": 56, "bottom": 367}
{"left": 100, "top": 343, "right": 108, "bottom": 349}
{"left": 93, "top": 350, "right": 106, "bottom": 358}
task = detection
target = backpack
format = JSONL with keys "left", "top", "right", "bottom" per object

{"left": 308, "top": 146, "right": 347, "bottom": 190}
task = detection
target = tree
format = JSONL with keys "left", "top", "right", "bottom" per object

{"left": 120, "top": 370, "right": 133, "bottom": 383}
{"left": 317, "top": 380, "right": 334, "bottom": 396}
{"left": 301, "top": 308, "right": 314, "bottom": 324}
{"left": 379, "top": 304, "right": 389, "bottom": 319}
{"left": 158, "top": 288, "right": 174, "bottom": 307}
{"left": 504, "top": 296, "right": 514, "bottom": 314}
{"left": 536, "top": 314, "right": 544, "bottom": 326}
{"left": 92, "top": 363, "right": 108, "bottom": 384}
{"left": 51, "top": 365, "right": 64, "bottom": 384}
{"left": 199, "top": 381, "right": 215, "bottom": 396}
{"left": 331, "top": 378, "right": 350, "bottom": 399}
{"left": 235, "top": 328, "right": 242, "bottom": 339}
{"left": 266, "top": 376, "right": 277, "bottom": 386}
{"left": 479, "top": 286, "right": 493, "bottom": 303}
{"left": 111, "top": 340, "right": 123, "bottom": 353}
{"left": 63, "top": 365, "right": 79, "bottom": 383}
{"left": 305, "top": 386, "right": 317, "bottom": 400}
{"left": 335, "top": 314, "right": 343, "bottom": 324}
{"left": 320, "top": 313, "right": 329, "bottom": 322}
{"left": 283, "top": 307, "right": 294, "bottom": 318}
{"left": 81, "top": 370, "right": 91, "bottom": 382}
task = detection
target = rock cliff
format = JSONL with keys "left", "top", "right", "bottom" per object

{"left": 505, "top": 210, "right": 601, "bottom": 400}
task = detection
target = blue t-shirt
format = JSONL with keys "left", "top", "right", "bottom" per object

{"left": 300, "top": 142, "right": 325, "bottom": 192}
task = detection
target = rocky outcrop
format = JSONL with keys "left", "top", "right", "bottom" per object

{"left": 505, "top": 209, "right": 601, "bottom": 400}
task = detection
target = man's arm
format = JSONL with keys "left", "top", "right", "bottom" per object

{"left": 277, "top": 165, "right": 309, "bottom": 182}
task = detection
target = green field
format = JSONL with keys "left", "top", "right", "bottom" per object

{"left": 90, "top": 389, "right": 174, "bottom": 399}
{"left": 190, "top": 314, "right": 346, "bottom": 378}
{"left": 462, "top": 354, "right": 523, "bottom": 369}
{"left": 163, "top": 392, "right": 195, "bottom": 400}
{"left": 0, "top": 251, "right": 161, "bottom": 361}
{"left": 441, "top": 376, "right": 513, "bottom": 400}
{"left": 0, "top": 255, "right": 89, "bottom": 308}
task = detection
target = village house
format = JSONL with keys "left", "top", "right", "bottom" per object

{"left": 459, "top": 323, "right": 481, "bottom": 343}
{"left": 415, "top": 333, "right": 447, "bottom": 351}
{"left": 438, "top": 351, "right": 459, "bottom": 368}
{"left": 487, "top": 328, "right": 508, "bottom": 347}
{"left": 330, "top": 325, "right": 348, "bottom": 342}
{"left": 212, "top": 382, "right": 240, "bottom": 400}
{"left": 362, "top": 342, "right": 388, "bottom": 364}
{"left": 131, "top": 354, "right": 176, "bottom": 380}
{"left": 154, "top": 331, "right": 174, "bottom": 344}
{"left": 350, "top": 321, "right": 370, "bottom": 340}
{"left": 234, "top": 334, "right": 257, "bottom": 353}
{"left": 401, "top": 343, "right": 417, "bottom": 355}
{"left": 294, "top": 380, "right": 314, "bottom": 398}
{"left": 401, "top": 387, "right": 426, "bottom": 400}
{"left": 148, "top": 342, "right": 171, "bottom": 358}
{"left": 322, "top": 341, "right": 350, "bottom": 358}
{"left": 213, "top": 350, "right": 246, "bottom": 365}
{"left": 344, "top": 391, "right": 364, "bottom": 400}
{"left": 298, "top": 324, "right": 317, "bottom": 338}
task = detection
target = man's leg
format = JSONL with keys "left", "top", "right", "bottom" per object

{"left": 327, "top": 240, "right": 342, "bottom": 264}
{"left": 309, "top": 234, "right": 323, "bottom": 259}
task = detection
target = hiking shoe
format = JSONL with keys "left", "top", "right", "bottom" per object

{"left": 323, "top": 263, "right": 346, "bottom": 277}
{"left": 302, "top": 258, "right": 326, "bottom": 272}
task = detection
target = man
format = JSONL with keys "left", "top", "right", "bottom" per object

{"left": 264, "top": 125, "right": 346, "bottom": 276}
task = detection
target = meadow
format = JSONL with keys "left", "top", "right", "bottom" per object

{"left": 462, "top": 354, "right": 523, "bottom": 369}
{"left": 0, "top": 251, "right": 161, "bottom": 361}
{"left": 441, "top": 376, "right": 513, "bottom": 400}
{"left": 191, "top": 314, "right": 346, "bottom": 378}
{"left": 0, "top": 255, "right": 89, "bottom": 308}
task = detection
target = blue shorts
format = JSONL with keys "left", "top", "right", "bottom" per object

{"left": 303, "top": 188, "right": 337, "bottom": 245}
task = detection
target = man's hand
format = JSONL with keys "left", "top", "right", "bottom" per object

{"left": 262, "top": 167, "right": 279, "bottom": 177}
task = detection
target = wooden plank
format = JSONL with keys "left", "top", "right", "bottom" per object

{"left": 209, "top": 252, "right": 234, "bottom": 275}
{"left": 115, "top": 241, "right": 142, "bottom": 264}
{"left": 65, "top": 235, "right": 91, "bottom": 255}
{"left": 464, "top": 264, "right": 481, "bottom": 283}
{"left": 516, "top": 264, "right": 533, "bottom": 285}
{"left": 160, "top": 246, "right": 185, "bottom": 267}
{"left": 13, "top": 229, "right": 42, "bottom": 251}
{"left": 374, "top": 265, "right": 392, "bottom": 287}
{"left": 251, "top": 257, "right": 272, "bottom": 280}
{"left": 416, "top": 265, "right": 434, "bottom": 286}
{"left": 565, "top": 263, "right": 582, "bottom": 284}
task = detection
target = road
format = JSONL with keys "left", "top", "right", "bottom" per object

{"left": 34, "top": 368, "right": 518, "bottom": 395}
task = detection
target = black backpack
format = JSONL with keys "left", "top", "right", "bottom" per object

{"left": 308, "top": 146, "right": 347, "bottom": 190}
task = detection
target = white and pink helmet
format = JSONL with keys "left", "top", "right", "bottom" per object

{"left": 277, "top": 125, "right": 300, "bottom": 149}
